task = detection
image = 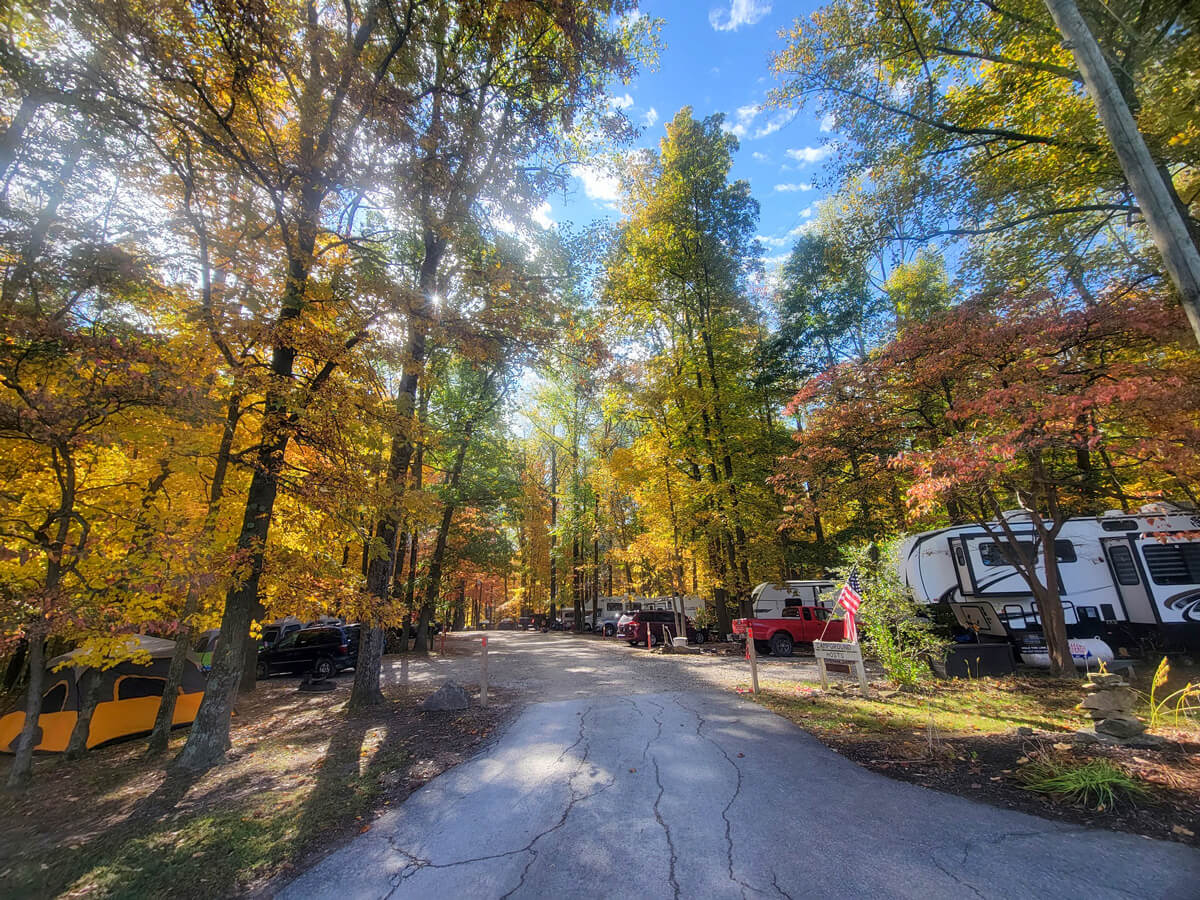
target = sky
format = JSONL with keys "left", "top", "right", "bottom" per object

{"left": 545, "top": 0, "right": 830, "bottom": 274}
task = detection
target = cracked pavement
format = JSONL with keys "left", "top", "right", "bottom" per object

{"left": 279, "top": 633, "right": 1200, "bottom": 899}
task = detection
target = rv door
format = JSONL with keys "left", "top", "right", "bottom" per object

{"left": 948, "top": 536, "right": 973, "bottom": 598}
{"left": 1100, "top": 537, "right": 1156, "bottom": 625}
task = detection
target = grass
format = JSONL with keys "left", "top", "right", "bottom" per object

{"left": 1017, "top": 756, "right": 1148, "bottom": 811}
{"left": 752, "top": 675, "right": 1082, "bottom": 740}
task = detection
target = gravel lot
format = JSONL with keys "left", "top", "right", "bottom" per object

{"left": 379, "top": 629, "right": 856, "bottom": 701}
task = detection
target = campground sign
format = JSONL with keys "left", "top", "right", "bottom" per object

{"left": 813, "top": 640, "right": 868, "bottom": 690}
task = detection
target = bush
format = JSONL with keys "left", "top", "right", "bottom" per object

{"left": 837, "top": 539, "right": 948, "bottom": 688}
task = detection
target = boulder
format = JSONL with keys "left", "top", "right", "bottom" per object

{"left": 422, "top": 680, "right": 471, "bottom": 711}
{"left": 1086, "top": 673, "right": 1127, "bottom": 688}
{"left": 1095, "top": 713, "right": 1147, "bottom": 739}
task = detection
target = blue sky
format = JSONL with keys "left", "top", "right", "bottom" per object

{"left": 546, "top": 1, "right": 830, "bottom": 273}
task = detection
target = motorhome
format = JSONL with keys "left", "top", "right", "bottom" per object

{"left": 901, "top": 504, "right": 1200, "bottom": 660}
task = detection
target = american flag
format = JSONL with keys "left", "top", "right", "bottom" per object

{"left": 837, "top": 570, "right": 862, "bottom": 643}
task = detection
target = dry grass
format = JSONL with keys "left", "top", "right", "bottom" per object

{"left": 0, "top": 676, "right": 514, "bottom": 899}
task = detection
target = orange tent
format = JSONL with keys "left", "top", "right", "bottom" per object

{"left": 0, "top": 635, "right": 207, "bottom": 753}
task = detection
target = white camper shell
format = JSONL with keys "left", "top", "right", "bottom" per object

{"left": 901, "top": 504, "right": 1200, "bottom": 655}
{"left": 750, "top": 581, "right": 837, "bottom": 619}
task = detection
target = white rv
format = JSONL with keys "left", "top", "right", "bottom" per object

{"left": 749, "top": 580, "right": 837, "bottom": 619}
{"left": 901, "top": 504, "right": 1200, "bottom": 657}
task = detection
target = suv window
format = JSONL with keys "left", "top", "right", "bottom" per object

{"left": 295, "top": 629, "right": 330, "bottom": 647}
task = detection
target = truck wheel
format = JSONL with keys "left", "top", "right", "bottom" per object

{"left": 604, "top": 623, "right": 616, "bottom": 637}
{"left": 754, "top": 639, "right": 771, "bottom": 657}
{"left": 256, "top": 660, "right": 269, "bottom": 680}
{"left": 770, "top": 633, "right": 794, "bottom": 657}
{"left": 694, "top": 630, "right": 706, "bottom": 645}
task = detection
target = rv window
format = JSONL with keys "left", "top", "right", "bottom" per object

{"left": 1100, "top": 604, "right": 1116, "bottom": 620}
{"left": 42, "top": 681, "right": 68, "bottom": 713}
{"left": 980, "top": 540, "right": 1075, "bottom": 566}
{"left": 1054, "top": 540, "right": 1077, "bottom": 563}
{"left": 1101, "top": 518, "right": 1138, "bottom": 532}
{"left": 1142, "top": 543, "right": 1200, "bottom": 585}
{"left": 953, "top": 545, "right": 966, "bottom": 566}
{"left": 1106, "top": 545, "right": 1140, "bottom": 585}
{"left": 1078, "top": 606, "right": 1099, "bottom": 621}
{"left": 979, "top": 541, "right": 1036, "bottom": 567}
{"left": 116, "top": 676, "right": 166, "bottom": 700}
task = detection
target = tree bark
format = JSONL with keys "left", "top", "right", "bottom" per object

{"left": 6, "top": 633, "right": 45, "bottom": 788}
{"left": 64, "top": 668, "right": 104, "bottom": 760}
{"left": 1044, "top": 0, "right": 1200, "bottom": 346}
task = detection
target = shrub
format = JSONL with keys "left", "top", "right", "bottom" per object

{"left": 837, "top": 540, "right": 949, "bottom": 688}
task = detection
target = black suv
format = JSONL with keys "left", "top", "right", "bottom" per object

{"left": 257, "top": 625, "right": 359, "bottom": 679}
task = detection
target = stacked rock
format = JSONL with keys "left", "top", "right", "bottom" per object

{"left": 1078, "top": 672, "right": 1145, "bottom": 741}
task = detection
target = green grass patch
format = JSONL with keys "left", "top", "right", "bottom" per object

{"left": 753, "top": 675, "right": 1081, "bottom": 739}
{"left": 1017, "top": 756, "right": 1148, "bottom": 811}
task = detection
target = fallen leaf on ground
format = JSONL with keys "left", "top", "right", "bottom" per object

{"left": 1052, "top": 743, "right": 1072, "bottom": 751}
{"left": 1173, "top": 825, "right": 1195, "bottom": 838}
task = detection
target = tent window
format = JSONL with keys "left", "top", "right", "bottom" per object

{"left": 116, "top": 676, "right": 166, "bottom": 700}
{"left": 42, "top": 681, "right": 68, "bottom": 713}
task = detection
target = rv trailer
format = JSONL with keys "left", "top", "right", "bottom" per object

{"left": 900, "top": 504, "right": 1200, "bottom": 661}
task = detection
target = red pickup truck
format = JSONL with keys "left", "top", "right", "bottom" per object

{"left": 732, "top": 606, "right": 845, "bottom": 657}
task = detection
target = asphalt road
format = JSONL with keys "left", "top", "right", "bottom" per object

{"left": 281, "top": 633, "right": 1200, "bottom": 899}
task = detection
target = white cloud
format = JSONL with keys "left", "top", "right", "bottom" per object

{"left": 642, "top": 107, "right": 659, "bottom": 127}
{"left": 785, "top": 144, "right": 835, "bottom": 165}
{"left": 752, "top": 109, "right": 796, "bottom": 139}
{"left": 725, "top": 103, "right": 759, "bottom": 137}
{"left": 819, "top": 112, "right": 837, "bottom": 133}
{"left": 609, "top": 93, "right": 634, "bottom": 110}
{"left": 774, "top": 182, "right": 813, "bottom": 193}
{"left": 726, "top": 104, "right": 796, "bottom": 140}
{"left": 572, "top": 164, "right": 622, "bottom": 210}
{"left": 709, "top": 0, "right": 772, "bottom": 32}
{"left": 532, "top": 202, "right": 554, "bottom": 229}
{"left": 757, "top": 234, "right": 788, "bottom": 248}
{"left": 751, "top": 152, "right": 769, "bottom": 162}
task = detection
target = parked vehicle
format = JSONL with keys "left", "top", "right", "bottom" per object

{"left": 732, "top": 607, "right": 845, "bottom": 657}
{"left": 620, "top": 610, "right": 702, "bottom": 647}
{"left": 257, "top": 625, "right": 359, "bottom": 679}
{"left": 261, "top": 617, "right": 302, "bottom": 649}
{"left": 901, "top": 503, "right": 1200, "bottom": 661}
{"left": 748, "top": 581, "right": 837, "bottom": 619}
{"left": 597, "top": 597, "right": 628, "bottom": 636}
{"left": 498, "top": 618, "right": 517, "bottom": 630}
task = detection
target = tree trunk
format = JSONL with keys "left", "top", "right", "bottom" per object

{"left": 6, "top": 633, "right": 45, "bottom": 789}
{"left": 64, "top": 668, "right": 104, "bottom": 760}
{"left": 1044, "top": 0, "right": 1200, "bottom": 346}
{"left": 147, "top": 588, "right": 199, "bottom": 755}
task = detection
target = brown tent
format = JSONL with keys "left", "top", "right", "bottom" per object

{"left": 0, "top": 635, "right": 207, "bottom": 753}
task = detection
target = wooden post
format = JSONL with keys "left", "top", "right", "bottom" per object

{"left": 747, "top": 621, "right": 760, "bottom": 695}
{"left": 480, "top": 636, "right": 489, "bottom": 708}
